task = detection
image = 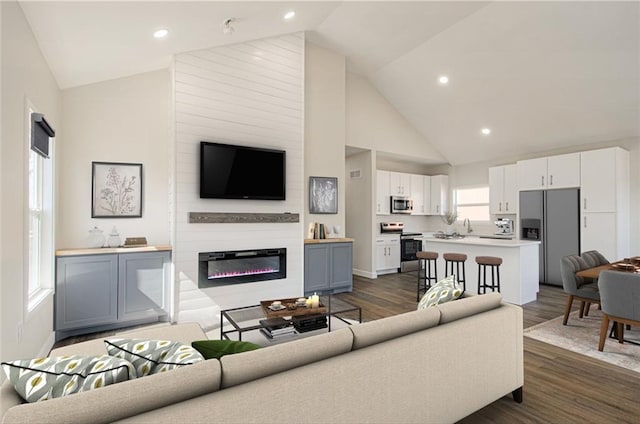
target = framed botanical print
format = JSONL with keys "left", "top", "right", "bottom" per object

{"left": 91, "top": 162, "right": 143, "bottom": 218}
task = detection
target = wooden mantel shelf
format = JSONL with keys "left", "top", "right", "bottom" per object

{"left": 189, "top": 212, "right": 300, "bottom": 224}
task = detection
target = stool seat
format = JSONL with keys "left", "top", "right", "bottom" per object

{"left": 443, "top": 253, "right": 467, "bottom": 292}
{"left": 476, "top": 256, "right": 502, "bottom": 266}
{"left": 417, "top": 251, "right": 438, "bottom": 260}
{"left": 476, "top": 255, "right": 503, "bottom": 294}
{"left": 443, "top": 253, "right": 467, "bottom": 262}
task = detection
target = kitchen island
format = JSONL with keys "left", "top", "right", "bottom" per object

{"left": 422, "top": 237, "right": 540, "bottom": 305}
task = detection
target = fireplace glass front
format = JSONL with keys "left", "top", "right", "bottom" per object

{"left": 198, "top": 248, "right": 286, "bottom": 287}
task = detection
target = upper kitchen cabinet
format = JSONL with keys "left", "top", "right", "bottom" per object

{"left": 376, "top": 170, "right": 390, "bottom": 215}
{"left": 410, "top": 174, "right": 429, "bottom": 215}
{"left": 580, "top": 147, "right": 630, "bottom": 260}
{"left": 389, "top": 171, "right": 411, "bottom": 196}
{"left": 580, "top": 147, "right": 629, "bottom": 213}
{"left": 430, "top": 175, "right": 448, "bottom": 215}
{"left": 517, "top": 153, "right": 580, "bottom": 190}
{"left": 489, "top": 164, "right": 517, "bottom": 214}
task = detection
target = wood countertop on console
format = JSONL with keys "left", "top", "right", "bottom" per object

{"left": 56, "top": 245, "right": 172, "bottom": 256}
{"left": 304, "top": 238, "right": 354, "bottom": 244}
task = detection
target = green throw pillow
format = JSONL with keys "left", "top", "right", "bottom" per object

{"left": 417, "top": 275, "right": 463, "bottom": 309}
{"left": 191, "top": 340, "right": 261, "bottom": 360}
{"left": 1, "top": 355, "right": 135, "bottom": 403}
{"left": 105, "top": 338, "right": 204, "bottom": 377}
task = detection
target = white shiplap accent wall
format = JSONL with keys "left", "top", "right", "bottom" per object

{"left": 172, "top": 33, "right": 304, "bottom": 309}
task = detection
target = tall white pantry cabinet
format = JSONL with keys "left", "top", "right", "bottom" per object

{"left": 580, "top": 147, "right": 630, "bottom": 261}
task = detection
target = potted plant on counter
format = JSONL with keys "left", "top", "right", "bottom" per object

{"left": 440, "top": 211, "right": 458, "bottom": 235}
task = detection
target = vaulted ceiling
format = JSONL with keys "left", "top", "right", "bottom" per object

{"left": 20, "top": 1, "right": 640, "bottom": 165}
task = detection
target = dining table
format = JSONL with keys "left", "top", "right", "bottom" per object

{"left": 576, "top": 259, "right": 640, "bottom": 279}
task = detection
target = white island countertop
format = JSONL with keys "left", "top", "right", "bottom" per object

{"left": 423, "top": 236, "right": 540, "bottom": 248}
{"left": 422, "top": 236, "right": 540, "bottom": 305}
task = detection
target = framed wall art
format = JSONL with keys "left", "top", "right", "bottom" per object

{"left": 309, "top": 176, "right": 338, "bottom": 214}
{"left": 92, "top": 161, "right": 143, "bottom": 218}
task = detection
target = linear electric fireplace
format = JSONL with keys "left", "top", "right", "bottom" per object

{"left": 198, "top": 248, "right": 286, "bottom": 287}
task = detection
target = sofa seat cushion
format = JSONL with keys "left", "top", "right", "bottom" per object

{"left": 219, "top": 327, "right": 353, "bottom": 389}
{"left": 436, "top": 292, "right": 503, "bottom": 324}
{"left": 1, "top": 355, "right": 135, "bottom": 403}
{"left": 105, "top": 339, "right": 204, "bottom": 377}
{"left": 349, "top": 307, "right": 441, "bottom": 350}
{"left": 191, "top": 340, "right": 261, "bottom": 360}
{"left": 417, "top": 275, "right": 463, "bottom": 309}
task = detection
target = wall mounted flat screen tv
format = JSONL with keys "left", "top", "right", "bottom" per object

{"left": 200, "top": 141, "right": 286, "bottom": 200}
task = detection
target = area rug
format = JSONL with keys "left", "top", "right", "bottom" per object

{"left": 524, "top": 308, "right": 640, "bottom": 373}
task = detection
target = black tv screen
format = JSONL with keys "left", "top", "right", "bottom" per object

{"left": 200, "top": 141, "right": 286, "bottom": 200}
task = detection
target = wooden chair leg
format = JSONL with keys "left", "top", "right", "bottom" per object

{"left": 584, "top": 302, "right": 591, "bottom": 316}
{"left": 579, "top": 301, "right": 586, "bottom": 318}
{"left": 618, "top": 323, "right": 624, "bottom": 344}
{"left": 563, "top": 295, "right": 574, "bottom": 325}
{"left": 598, "top": 314, "right": 610, "bottom": 352}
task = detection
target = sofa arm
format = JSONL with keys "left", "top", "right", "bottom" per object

{"left": 2, "top": 360, "right": 221, "bottom": 424}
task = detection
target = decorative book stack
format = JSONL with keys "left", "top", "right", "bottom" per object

{"left": 292, "top": 314, "right": 328, "bottom": 333}
{"left": 259, "top": 317, "right": 297, "bottom": 339}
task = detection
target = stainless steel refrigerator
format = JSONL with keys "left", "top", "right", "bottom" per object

{"left": 519, "top": 189, "right": 580, "bottom": 286}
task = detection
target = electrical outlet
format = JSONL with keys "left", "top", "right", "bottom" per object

{"left": 17, "top": 323, "right": 23, "bottom": 343}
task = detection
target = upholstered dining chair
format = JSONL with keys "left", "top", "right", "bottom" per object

{"left": 597, "top": 270, "right": 640, "bottom": 352}
{"left": 560, "top": 254, "right": 600, "bottom": 325}
{"left": 579, "top": 250, "right": 610, "bottom": 315}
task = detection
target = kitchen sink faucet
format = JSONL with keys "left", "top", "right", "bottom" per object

{"left": 463, "top": 218, "right": 473, "bottom": 234}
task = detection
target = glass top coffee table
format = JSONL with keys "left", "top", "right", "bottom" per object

{"left": 220, "top": 295, "right": 362, "bottom": 342}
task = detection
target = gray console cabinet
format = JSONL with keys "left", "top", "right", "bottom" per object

{"left": 304, "top": 241, "right": 353, "bottom": 295}
{"left": 55, "top": 249, "right": 170, "bottom": 339}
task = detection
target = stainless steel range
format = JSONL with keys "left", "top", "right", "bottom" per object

{"left": 380, "top": 222, "right": 423, "bottom": 272}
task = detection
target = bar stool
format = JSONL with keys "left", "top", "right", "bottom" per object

{"left": 416, "top": 251, "right": 438, "bottom": 301}
{"left": 443, "top": 253, "right": 467, "bottom": 292}
{"left": 476, "top": 256, "right": 503, "bottom": 294}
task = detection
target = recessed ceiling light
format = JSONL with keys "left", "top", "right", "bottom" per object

{"left": 153, "top": 29, "right": 169, "bottom": 39}
{"left": 481, "top": 128, "right": 491, "bottom": 135}
{"left": 284, "top": 11, "right": 296, "bottom": 20}
{"left": 438, "top": 75, "right": 449, "bottom": 85}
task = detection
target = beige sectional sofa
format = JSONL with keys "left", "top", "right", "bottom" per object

{"left": 1, "top": 292, "right": 523, "bottom": 423}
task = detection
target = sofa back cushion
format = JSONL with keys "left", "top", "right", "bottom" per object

{"left": 436, "top": 292, "right": 503, "bottom": 324}
{"left": 349, "top": 307, "right": 441, "bottom": 350}
{"left": 220, "top": 328, "right": 353, "bottom": 389}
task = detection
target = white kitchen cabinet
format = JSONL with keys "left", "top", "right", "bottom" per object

{"left": 581, "top": 213, "right": 618, "bottom": 262}
{"left": 376, "top": 235, "right": 400, "bottom": 275}
{"left": 489, "top": 164, "right": 517, "bottom": 214}
{"left": 517, "top": 153, "right": 580, "bottom": 190}
{"left": 410, "top": 174, "right": 427, "bottom": 215}
{"left": 579, "top": 147, "right": 630, "bottom": 260}
{"left": 389, "top": 172, "right": 411, "bottom": 196}
{"left": 376, "top": 170, "right": 391, "bottom": 215}
{"left": 430, "top": 175, "right": 448, "bottom": 215}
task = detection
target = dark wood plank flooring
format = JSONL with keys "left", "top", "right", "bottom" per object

{"left": 336, "top": 273, "right": 640, "bottom": 424}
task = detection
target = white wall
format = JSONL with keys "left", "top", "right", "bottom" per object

{"left": 345, "top": 151, "right": 374, "bottom": 276}
{"left": 304, "top": 42, "right": 346, "bottom": 236}
{"left": 172, "top": 33, "right": 305, "bottom": 309}
{"left": 346, "top": 72, "right": 446, "bottom": 164}
{"left": 59, "top": 70, "right": 171, "bottom": 248}
{"left": 1, "top": 1, "right": 60, "bottom": 364}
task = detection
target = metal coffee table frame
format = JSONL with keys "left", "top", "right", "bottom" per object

{"left": 220, "top": 295, "right": 362, "bottom": 341}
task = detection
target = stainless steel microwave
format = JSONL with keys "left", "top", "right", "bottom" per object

{"left": 391, "top": 196, "right": 413, "bottom": 214}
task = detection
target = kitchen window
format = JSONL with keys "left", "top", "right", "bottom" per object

{"left": 455, "top": 186, "right": 490, "bottom": 222}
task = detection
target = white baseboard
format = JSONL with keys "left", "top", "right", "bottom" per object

{"left": 39, "top": 331, "right": 56, "bottom": 357}
{"left": 352, "top": 269, "right": 377, "bottom": 279}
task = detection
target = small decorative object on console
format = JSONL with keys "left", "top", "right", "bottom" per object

{"left": 123, "top": 237, "right": 148, "bottom": 248}
{"left": 107, "top": 226, "right": 122, "bottom": 248}
{"left": 87, "top": 226, "right": 105, "bottom": 248}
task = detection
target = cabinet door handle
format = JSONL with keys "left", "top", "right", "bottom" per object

{"left": 584, "top": 199, "right": 587, "bottom": 210}
{"left": 505, "top": 201, "right": 509, "bottom": 211}
{"left": 550, "top": 175, "right": 553, "bottom": 186}
{"left": 584, "top": 216, "right": 587, "bottom": 228}
{"left": 541, "top": 176, "right": 545, "bottom": 186}
{"left": 377, "top": 204, "right": 380, "bottom": 212}
{"left": 499, "top": 202, "right": 502, "bottom": 212}
{"left": 436, "top": 205, "right": 440, "bottom": 214}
